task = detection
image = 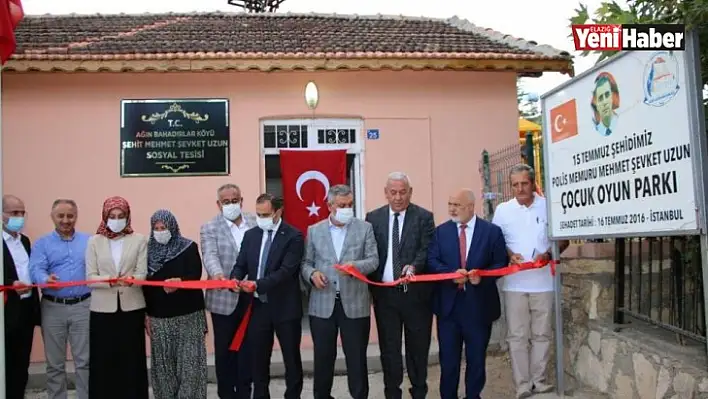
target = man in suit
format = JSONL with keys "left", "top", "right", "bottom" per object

{"left": 427, "top": 188, "right": 508, "bottom": 399}
{"left": 301, "top": 184, "right": 378, "bottom": 399}
{"left": 230, "top": 193, "right": 305, "bottom": 399}
{"left": 365, "top": 172, "right": 435, "bottom": 399}
{"left": 2, "top": 195, "right": 40, "bottom": 399}
{"left": 200, "top": 183, "right": 256, "bottom": 399}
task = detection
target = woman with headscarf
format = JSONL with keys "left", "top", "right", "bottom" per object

{"left": 144, "top": 209, "right": 208, "bottom": 399}
{"left": 85, "top": 196, "right": 149, "bottom": 399}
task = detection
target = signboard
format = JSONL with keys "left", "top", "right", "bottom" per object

{"left": 120, "top": 99, "right": 230, "bottom": 177}
{"left": 541, "top": 50, "right": 700, "bottom": 239}
{"left": 367, "top": 129, "right": 380, "bottom": 140}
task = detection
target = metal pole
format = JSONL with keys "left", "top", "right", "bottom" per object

{"left": 0, "top": 68, "right": 7, "bottom": 399}
{"left": 683, "top": 29, "right": 708, "bottom": 358}
{"left": 552, "top": 240, "right": 564, "bottom": 397}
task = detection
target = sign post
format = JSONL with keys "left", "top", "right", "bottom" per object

{"left": 541, "top": 30, "right": 706, "bottom": 395}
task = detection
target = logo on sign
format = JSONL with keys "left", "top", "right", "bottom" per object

{"left": 642, "top": 52, "right": 680, "bottom": 107}
{"left": 549, "top": 99, "right": 578, "bottom": 143}
{"left": 571, "top": 24, "right": 685, "bottom": 51}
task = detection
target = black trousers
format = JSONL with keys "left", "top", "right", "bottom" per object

{"left": 211, "top": 298, "right": 252, "bottom": 399}
{"left": 309, "top": 299, "right": 370, "bottom": 399}
{"left": 247, "top": 299, "right": 303, "bottom": 399}
{"left": 4, "top": 298, "right": 36, "bottom": 399}
{"left": 373, "top": 287, "right": 434, "bottom": 399}
{"left": 89, "top": 307, "right": 149, "bottom": 399}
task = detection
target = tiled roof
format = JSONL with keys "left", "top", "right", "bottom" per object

{"left": 7, "top": 12, "right": 574, "bottom": 75}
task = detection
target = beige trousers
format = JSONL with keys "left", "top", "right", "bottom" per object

{"left": 504, "top": 291, "right": 554, "bottom": 391}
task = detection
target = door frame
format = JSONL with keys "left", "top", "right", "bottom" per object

{"left": 259, "top": 118, "right": 366, "bottom": 218}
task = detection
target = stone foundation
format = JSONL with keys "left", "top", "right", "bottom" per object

{"left": 561, "top": 243, "right": 708, "bottom": 399}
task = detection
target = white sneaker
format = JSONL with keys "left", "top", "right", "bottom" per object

{"left": 533, "top": 382, "right": 554, "bottom": 393}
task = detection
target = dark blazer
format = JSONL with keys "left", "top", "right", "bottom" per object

{"left": 231, "top": 221, "right": 304, "bottom": 322}
{"left": 365, "top": 203, "right": 436, "bottom": 302}
{"left": 3, "top": 234, "right": 41, "bottom": 331}
{"left": 427, "top": 218, "right": 508, "bottom": 324}
{"left": 143, "top": 242, "right": 206, "bottom": 319}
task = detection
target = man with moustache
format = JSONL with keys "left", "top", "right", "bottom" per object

{"left": 428, "top": 189, "right": 508, "bottom": 399}
{"left": 301, "top": 184, "right": 378, "bottom": 399}
{"left": 492, "top": 164, "right": 569, "bottom": 398}
{"left": 200, "top": 184, "right": 256, "bottom": 399}
{"left": 29, "top": 199, "right": 91, "bottom": 399}
{"left": 365, "top": 172, "right": 435, "bottom": 399}
{"left": 230, "top": 193, "right": 304, "bottom": 399}
{"left": 2, "top": 195, "right": 40, "bottom": 399}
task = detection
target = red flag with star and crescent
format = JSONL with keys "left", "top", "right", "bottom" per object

{"left": 280, "top": 149, "right": 347, "bottom": 235}
{"left": 1, "top": 0, "right": 24, "bottom": 65}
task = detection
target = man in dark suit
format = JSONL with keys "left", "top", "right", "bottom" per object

{"left": 427, "top": 188, "right": 508, "bottom": 399}
{"left": 365, "top": 172, "right": 435, "bottom": 399}
{"left": 231, "top": 193, "right": 304, "bottom": 399}
{"left": 2, "top": 195, "right": 41, "bottom": 399}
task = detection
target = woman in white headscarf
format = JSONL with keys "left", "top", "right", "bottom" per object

{"left": 143, "top": 209, "right": 208, "bottom": 399}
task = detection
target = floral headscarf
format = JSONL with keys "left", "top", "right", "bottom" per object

{"left": 147, "top": 209, "right": 193, "bottom": 276}
{"left": 96, "top": 196, "right": 134, "bottom": 239}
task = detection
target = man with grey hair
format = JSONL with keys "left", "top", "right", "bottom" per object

{"left": 428, "top": 188, "right": 508, "bottom": 399}
{"left": 199, "top": 184, "right": 256, "bottom": 399}
{"left": 365, "top": 172, "right": 435, "bottom": 399}
{"left": 2, "top": 195, "right": 40, "bottom": 399}
{"left": 491, "top": 164, "right": 569, "bottom": 398}
{"left": 29, "top": 199, "right": 91, "bottom": 399}
{"left": 301, "top": 184, "right": 378, "bottom": 399}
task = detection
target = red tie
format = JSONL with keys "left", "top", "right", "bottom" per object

{"left": 458, "top": 224, "right": 467, "bottom": 290}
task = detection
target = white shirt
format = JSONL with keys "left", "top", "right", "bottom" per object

{"left": 109, "top": 238, "right": 124, "bottom": 274}
{"left": 3, "top": 231, "right": 32, "bottom": 298}
{"left": 492, "top": 194, "right": 552, "bottom": 292}
{"left": 225, "top": 217, "right": 250, "bottom": 252}
{"left": 255, "top": 220, "right": 281, "bottom": 298}
{"left": 457, "top": 216, "right": 476, "bottom": 266}
{"left": 329, "top": 219, "right": 348, "bottom": 292}
{"left": 382, "top": 208, "right": 406, "bottom": 282}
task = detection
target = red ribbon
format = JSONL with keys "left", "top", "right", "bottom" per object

{"left": 334, "top": 259, "right": 557, "bottom": 286}
{"left": 227, "top": 259, "right": 557, "bottom": 352}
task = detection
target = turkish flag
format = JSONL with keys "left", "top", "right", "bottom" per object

{"left": 0, "top": 0, "right": 24, "bottom": 65}
{"left": 549, "top": 98, "right": 578, "bottom": 143}
{"left": 280, "top": 149, "right": 347, "bottom": 235}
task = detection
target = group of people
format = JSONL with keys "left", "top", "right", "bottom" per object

{"left": 2, "top": 163, "right": 567, "bottom": 399}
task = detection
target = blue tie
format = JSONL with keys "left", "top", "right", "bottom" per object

{"left": 257, "top": 230, "right": 273, "bottom": 303}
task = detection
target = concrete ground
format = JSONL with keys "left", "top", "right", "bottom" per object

{"left": 25, "top": 353, "right": 606, "bottom": 398}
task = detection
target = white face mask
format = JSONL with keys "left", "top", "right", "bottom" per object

{"left": 334, "top": 208, "right": 354, "bottom": 225}
{"left": 257, "top": 217, "right": 274, "bottom": 231}
{"left": 222, "top": 203, "right": 242, "bottom": 221}
{"left": 107, "top": 218, "right": 127, "bottom": 233}
{"left": 153, "top": 230, "right": 172, "bottom": 245}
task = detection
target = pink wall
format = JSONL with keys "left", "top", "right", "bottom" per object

{"left": 1, "top": 69, "right": 518, "bottom": 362}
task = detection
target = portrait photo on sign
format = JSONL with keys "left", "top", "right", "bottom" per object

{"left": 590, "top": 72, "right": 620, "bottom": 137}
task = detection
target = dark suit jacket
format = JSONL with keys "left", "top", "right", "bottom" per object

{"left": 427, "top": 218, "right": 508, "bottom": 324}
{"left": 231, "top": 221, "right": 304, "bottom": 322}
{"left": 365, "top": 203, "right": 436, "bottom": 302}
{"left": 3, "top": 234, "right": 41, "bottom": 331}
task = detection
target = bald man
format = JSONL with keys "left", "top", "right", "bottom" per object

{"left": 2, "top": 195, "right": 40, "bottom": 399}
{"left": 427, "top": 189, "right": 508, "bottom": 399}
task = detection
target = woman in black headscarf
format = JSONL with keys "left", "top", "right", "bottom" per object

{"left": 144, "top": 209, "right": 208, "bottom": 399}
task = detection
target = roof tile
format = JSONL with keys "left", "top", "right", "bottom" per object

{"left": 11, "top": 12, "right": 572, "bottom": 61}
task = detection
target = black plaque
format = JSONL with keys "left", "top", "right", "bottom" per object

{"left": 120, "top": 99, "right": 230, "bottom": 177}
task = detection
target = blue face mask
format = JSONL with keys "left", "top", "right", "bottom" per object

{"left": 5, "top": 216, "right": 24, "bottom": 232}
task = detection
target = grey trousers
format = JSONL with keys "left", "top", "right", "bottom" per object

{"left": 40, "top": 299, "right": 90, "bottom": 399}
{"left": 504, "top": 291, "right": 554, "bottom": 392}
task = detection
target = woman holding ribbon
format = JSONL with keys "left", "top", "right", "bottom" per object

{"left": 143, "top": 209, "right": 208, "bottom": 399}
{"left": 85, "top": 196, "right": 149, "bottom": 398}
